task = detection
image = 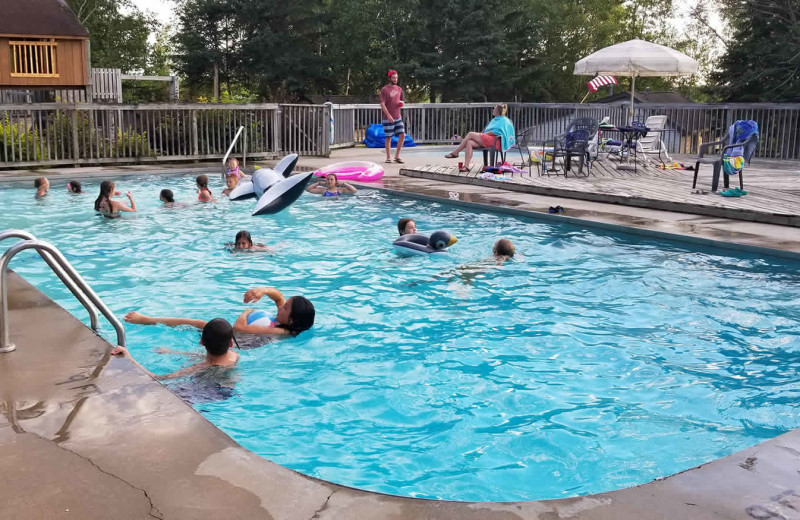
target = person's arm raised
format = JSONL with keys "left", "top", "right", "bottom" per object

{"left": 243, "top": 287, "right": 286, "bottom": 308}
{"left": 124, "top": 311, "right": 208, "bottom": 330}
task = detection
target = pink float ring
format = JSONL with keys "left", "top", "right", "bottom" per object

{"left": 313, "top": 161, "right": 385, "bottom": 182}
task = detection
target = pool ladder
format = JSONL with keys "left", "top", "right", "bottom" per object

{"left": 0, "top": 229, "right": 125, "bottom": 353}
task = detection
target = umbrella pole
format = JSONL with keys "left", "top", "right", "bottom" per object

{"left": 630, "top": 75, "right": 636, "bottom": 124}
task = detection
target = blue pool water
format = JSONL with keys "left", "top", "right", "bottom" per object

{"left": 1, "top": 175, "right": 800, "bottom": 502}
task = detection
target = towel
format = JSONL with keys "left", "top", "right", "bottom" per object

{"left": 483, "top": 116, "right": 516, "bottom": 151}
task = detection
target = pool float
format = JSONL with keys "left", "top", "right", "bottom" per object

{"left": 313, "top": 161, "right": 384, "bottom": 182}
{"left": 393, "top": 231, "right": 458, "bottom": 257}
{"left": 229, "top": 153, "right": 314, "bottom": 215}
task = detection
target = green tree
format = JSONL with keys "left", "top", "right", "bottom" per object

{"left": 713, "top": 0, "right": 800, "bottom": 101}
{"left": 67, "top": 0, "right": 154, "bottom": 72}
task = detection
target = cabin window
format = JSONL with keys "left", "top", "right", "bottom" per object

{"left": 9, "top": 40, "right": 59, "bottom": 78}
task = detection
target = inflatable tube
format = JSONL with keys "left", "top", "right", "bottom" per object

{"left": 274, "top": 154, "right": 299, "bottom": 177}
{"left": 247, "top": 310, "right": 276, "bottom": 327}
{"left": 393, "top": 231, "right": 458, "bottom": 256}
{"left": 228, "top": 154, "right": 299, "bottom": 200}
{"left": 253, "top": 171, "right": 315, "bottom": 215}
{"left": 252, "top": 168, "right": 283, "bottom": 196}
{"left": 314, "top": 161, "right": 384, "bottom": 182}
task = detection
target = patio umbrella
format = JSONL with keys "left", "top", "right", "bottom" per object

{"left": 574, "top": 39, "right": 698, "bottom": 123}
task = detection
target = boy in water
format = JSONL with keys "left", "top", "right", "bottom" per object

{"left": 493, "top": 238, "right": 515, "bottom": 263}
{"left": 111, "top": 318, "right": 239, "bottom": 380}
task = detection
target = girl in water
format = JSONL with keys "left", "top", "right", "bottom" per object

{"left": 397, "top": 218, "right": 417, "bottom": 235}
{"left": 94, "top": 180, "right": 136, "bottom": 217}
{"left": 228, "top": 230, "right": 272, "bottom": 253}
{"left": 306, "top": 173, "right": 357, "bottom": 197}
{"left": 124, "top": 286, "right": 316, "bottom": 341}
{"left": 67, "top": 180, "right": 83, "bottom": 194}
{"left": 226, "top": 158, "right": 245, "bottom": 179}
{"left": 196, "top": 174, "right": 214, "bottom": 202}
{"left": 222, "top": 174, "right": 240, "bottom": 196}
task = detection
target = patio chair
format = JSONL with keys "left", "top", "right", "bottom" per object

{"left": 635, "top": 115, "right": 673, "bottom": 164}
{"left": 693, "top": 120, "right": 760, "bottom": 192}
{"left": 510, "top": 127, "right": 541, "bottom": 176}
{"left": 542, "top": 117, "right": 599, "bottom": 177}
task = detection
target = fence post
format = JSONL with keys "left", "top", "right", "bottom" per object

{"left": 322, "top": 104, "right": 331, "bottom": 157}
{"left": 191, "top": 109, "right": 199, "bottom": 157}
{"left": 273, "top": 106, "right": 281, "bottom": 155}
{"left": 71, "top": 109, "right": 79, "bottom": 165}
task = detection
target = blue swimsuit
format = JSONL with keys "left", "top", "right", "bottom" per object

{"left": 323, "top": 190, "right": 340, "bottom": 197}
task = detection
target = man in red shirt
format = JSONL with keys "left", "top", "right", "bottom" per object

{"left": 380, "top": 70, "right": 405, "bottom": 163}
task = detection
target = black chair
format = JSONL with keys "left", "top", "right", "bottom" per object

{"left": 693, "top": 123, "right": 760, "bottom": 192}
{"left": 543, "top": 117, "right": 599, "bottom": 177}
{"left": 474, "top": 135, "right": 507, "bottom": 169}
{"left": 510, "top": 127, "right": 540, "bottom": 176}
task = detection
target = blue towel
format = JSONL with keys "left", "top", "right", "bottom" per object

{"left": 483, "top": 116, "right": 516, "bottom": 151}
{"left": 727, "top": 120, "right": 759, "bottom": 158}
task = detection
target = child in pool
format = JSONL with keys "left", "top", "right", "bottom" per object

{"left": 67, "top": 180, "right": 83, "bottom": 194}
{"left": 493, "top": 238, "right": 515, "bottom": 263}
{"left": 306, "top": 173, "right": 357, "bottom": 196}
{"left": 159, "top": 189, "right": 188, "bottom": 208}
{"left": 222, "top": 174, "right": 240, "bottom": 196}
{"left": 95, "top": 180, "right": 136, "bottom": 217}
{"left": 226, "top": 157, "right": 245, "bottom": 179}
{"left": 229, "top": 230, "right": 272, "bottom": 253}
{"left": 397, "top": 218, "right": 417, "bottom": 235}
{"left": 196, "top": 174, "right": 214, "bottom": 202}
{"left": 34, "top": 177, "right": 49, "bottom": 198}
{"left": 111, "top": 318, "right": 239, "bottom": 380}
{"left": 124, "top": 286, "right": 315, "bottom": 339}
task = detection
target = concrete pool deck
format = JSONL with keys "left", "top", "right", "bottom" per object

{"left": 3, "top": 272, "right": 800, "bottom": 520}
{"left": 2, "top": 147, "right": 800, "bottom": 518}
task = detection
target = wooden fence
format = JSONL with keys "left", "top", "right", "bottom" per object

{"left": 0, "top": 103, "right": 331, "bottom": 167}
{"left": 332, "top": 102, "right": 800, "bottom": 160}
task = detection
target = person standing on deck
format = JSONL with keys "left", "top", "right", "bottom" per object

{"left": 380, "top": 70, "right": 406, "bottom": 164}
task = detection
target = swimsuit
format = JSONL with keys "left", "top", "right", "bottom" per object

{"left": 323, "top": 190, "right": 340, "bottom": 197}
{"left": 198, "top": 189, "right": 212, "bottom": 201}
{"left": 226, "top": 167, "right": 244, "bottom": 179}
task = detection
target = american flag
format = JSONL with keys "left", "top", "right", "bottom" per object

{"left": 587, "top": 75, "right": 617, "bottom": 92}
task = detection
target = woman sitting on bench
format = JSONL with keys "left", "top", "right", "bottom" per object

{"left": 445, "top": 104, "right": 515, "bottom": 172}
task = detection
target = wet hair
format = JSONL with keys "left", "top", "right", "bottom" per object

{"left": 234, "top": 230, "right": 253, "bottom": 247}
{"left": 160, "top": 189, "right": 174, "bottom": 203}
{"left": 494, "top": 104, "right": 508, "bottom": 117}
{"left": 34, "top": 177, "right": 46, "bottom": 188}
{"left": 201, "top": 318, "right": 234, "bottom": 356}
{"left": 493, "top": 238, "right": 515, "bottom": 258}
{"left": 196, "top": 174, "right": 209, "bottom": 189}
{"left": 326, "top": 173, "right": 338, "bottom": 183}
{"left": 397, "top": 218, "right": 415, "bottom": 236}
{"left": 67, "top": 180, "right": 82, "bottom": 193}
{"left": 94, "top": 180, "right": 114, "bottom": 211}
{"left": 286, "top": 296, "right": 315, "bottom": 336}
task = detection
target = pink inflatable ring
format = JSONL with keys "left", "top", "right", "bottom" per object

{"left": 313, "top": 161, "right": 384, "bottom": 182}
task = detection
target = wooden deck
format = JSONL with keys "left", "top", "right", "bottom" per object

{"left": 400, "top": 156, "right": 800, "bottom": 227}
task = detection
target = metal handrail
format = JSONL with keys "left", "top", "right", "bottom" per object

{"left": 0, "top": 230, "right": 99, "bottom": 331}
{"left": 0, "top": 236, "right": 125, "bottom": 352}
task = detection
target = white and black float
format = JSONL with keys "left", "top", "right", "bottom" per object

{"left": 228, "top": 153, "right": 314, "bottom": 215}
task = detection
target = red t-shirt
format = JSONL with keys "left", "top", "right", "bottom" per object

{"left": 380, "top": 84, "right": 404, "bottom": 120}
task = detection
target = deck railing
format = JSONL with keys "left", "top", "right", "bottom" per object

{"left": 332, "top": 102, "right": 800, "bottom": 160}
{"left": 0, "top": 103, "right": 331, "bottom": 167}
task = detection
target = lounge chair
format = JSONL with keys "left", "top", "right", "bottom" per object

{"left": 542, "top": 117, "right": 599, "bottom": 176}
{"left": 693, "top": 120, "right": 760, "bottom": 192}
{"left": 635, "top": 115, "right": 672, "bottom": 164}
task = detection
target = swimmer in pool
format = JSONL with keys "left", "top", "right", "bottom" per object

{"left": 226, "top": 157, "right": 245, "bottom": 179}
{"left": 222, "top": 174, "right": 240, "bottom": 196}
{"left": 34, "top": 177, "right": 49, "bottom": 198}
{"left": 196, "top": 174, "right": 214, "bottom": 202}
{"left": 124, "top": 286, "right": 315, "bottom": 339}
{"left": 95, "top": 180, "right": 136, "bottom": 217}
{"left": 110, "top": 318, "right": 239, "bottom": 380}
{"left": 397, "top": 218, "right": 417, "bottom": 235}
{"left": 306, "top": 173, "right": 357, "bottom": 197}
{"left": 67, "top": 180, "right": 83, "bottom": 194}
{"left": 228, "top": 230, "right": 272, "bottom": 253}
{"left": 493, "top": 238, "right": 515, "bottom": 263}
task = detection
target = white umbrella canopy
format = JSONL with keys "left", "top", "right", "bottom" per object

{"left": 574, "top": 39, "right": 699, "bottom": 123}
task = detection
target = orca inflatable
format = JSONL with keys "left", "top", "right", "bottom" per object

{"left": 228, "top": 154, "right": 313, "bottom": 215}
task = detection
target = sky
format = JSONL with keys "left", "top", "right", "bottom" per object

{"left": 130, "top": 0, "right": 175, "bottom": 25}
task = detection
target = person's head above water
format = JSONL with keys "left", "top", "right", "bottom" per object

{"left": 234, "top": 230, "right": 253, "bottom": 249}
{"left": 34, "top": 177, "right": 49, "bottom": 191}
{"left": 276, "top": 296, "right": 315, "bottom": 336}
{"left": 325, "top": 173, "right": 338, "bottom": 189}
{"left": 67, "top": 180, "right": 82, "bottom": 193}
{"left": 200, "top": 318, "right": 234, "bottom": 356}
{"left": 226, "top": 157, "right": 239, "bottom": 171}
{"left": 493, "top": 238, "right": 515, "bottom": 258}
{"left": 94, "top": 180, "right": 115, "bottom": 210}
{"left": 397, "top": 218, "right": 417, "bottom": 236}
{"left": 159, "top": 189, "right": 174, "bottom": 203}
{"left": 196, "top": 174, "right": 209, "bottom": 190}
{"left": 226, "top": 174, "right": 239, "bottom": 190}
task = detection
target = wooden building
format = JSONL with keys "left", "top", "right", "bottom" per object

{"left": 0, "top": 0, "right": 90, "bottom": 100}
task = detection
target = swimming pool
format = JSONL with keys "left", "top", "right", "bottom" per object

{"left": 1, "top": 175, "right": 799, "bottom": 502}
